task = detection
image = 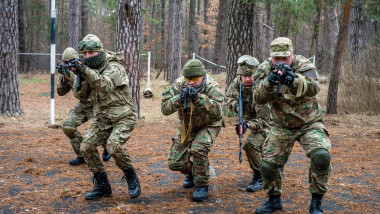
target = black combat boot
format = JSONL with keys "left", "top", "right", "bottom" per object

{"left": 122, "top": 166, "right": 141, "bottom": 199}
{"left": 192, "top": 185, "right": 209, "bottom": 202}
{"left": 255, "top": 195, "right": 283, "bottom": 214}
{"left": 102, "top": 149, "right": 111, "bottom": 161}
{"left": 183, "top": 174, "right": 195, "bottom": 188}
{"left": 247, "top": 170, "right": 264, "bottom": 192}
{"left": 69, "top": 157, "right": 85, "bottom": 165}
{"left": 309, "top": 193, "right": 324, "bottom": 214}
{"left": 85, "top": 171, "right": 112, "bottom": 200}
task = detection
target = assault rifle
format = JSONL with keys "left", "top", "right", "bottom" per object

{"left": 237, "top": 83, "right": 244, "bottom": 163}
{"left": 270, "top": 62, "right": 297, "bottom": 95}
{"left": 56, "top": 58, "right": 85, "bottom": 90}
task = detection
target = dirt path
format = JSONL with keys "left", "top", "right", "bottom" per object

{"left": 0, "top": 74, "right": 379, "bottom": 213}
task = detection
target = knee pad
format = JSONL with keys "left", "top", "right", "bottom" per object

{"left": 62, "top": 126, "right": 76, "bottom": 138}
{"left": 260, "top": 160, "right": 278, "bottom": 182}
{"left": 106, "top": 143, "right": 117, "bottom": 155}
{"left": 80, "top": 142, "right": 92, "bottom": 158}
{"left": 310, "top": 149, "right": 330, "bottom": 176}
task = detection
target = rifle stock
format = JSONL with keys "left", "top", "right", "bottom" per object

{"left": 238, "top": 83, "right": 244, "bottom": 163}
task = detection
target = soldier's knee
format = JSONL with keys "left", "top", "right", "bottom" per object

{"left": 106, "top": 143, "right": 117, "bottom": 155}
{"left": 62, "top": 125, "right": 76, "bottom": 138}
{"left": 80, "top": 142, "right": 92, "bottom": 158}
{"left": 260, "top": 160, "right": 278, "bottom": 182}
{"left": 168, "top": 160, "right": 186, "bottom": 172}
{"left": 310, "top": 148, "right": 330, "bottom": 176}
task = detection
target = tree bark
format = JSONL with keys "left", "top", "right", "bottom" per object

{"left": 309, "top": 0, "right": 322, "bottom": 58}
{"left": 18, "top": 0, "right": 26, "bottom": 73}
{"left": 80, "top": 0, "right": 88, "bottom": 39}
{"left": 203, "top": 0, "right": 209, "bottom": 66}
{"left": 349, "top": 0, "right": 364, "bottom": 70}
{"left": 1, "top": 0, "right": 22, "bottom": 116}
{"left": 168, "top": 0, "right": 183, "bottom": 84}
{"left": 226, "top": 0, "right": 254, "bottom": 89}
{"left": 69, "top": 0, "right": 79, "bottom": 50}
{"left": 327, "top": 0, "right": 352, "bottom": 114}
{"left": 252, "top": 1, "right": 262, "bottom": 62}
{"left": 188, "top": 0, "right": 197, "bottom": 60}
{"left": 213, "top": 0, "right": 230, "bottom": 74}
{"left": 166, "top": 0, "right": 175, "bottom": 81}
{"left": 117, "top": 0, "right": 141, "bottom": 118}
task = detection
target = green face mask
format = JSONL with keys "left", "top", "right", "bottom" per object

{"left": 84, "top": 51, "right": 105, "bottom": 69}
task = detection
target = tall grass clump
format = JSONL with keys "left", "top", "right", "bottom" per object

{"left": 338, "top": 43, "right": 380, "bottom": 115}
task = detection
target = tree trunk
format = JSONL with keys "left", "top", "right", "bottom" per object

{"left": 309, "top": 0, "right": 322, "bottom": 58}
{"left": 252, "top": 1, "right": 262, "bottom": 62}
{"left": 226, "top": 0, "right": 254, "bottom": 89}
{"left": 318, "top": 3, "right": 338, "bottom": 74}
{"left": 213, "top": 0, "right": 230, "bottom": 74}
{"left": 203, "top": 0, "right": 209, "bottom": 66}
{"left": 188, "top": 0, "right": 197, "bottom": 60}
{"left": 1, "top": 0, "right": 22, "bottom": 116}
{"left": 69, "top": 0, "right": 79, "bottom": 50}
{"left": 117, "top": 0, "right": 141, "bottom": 118}
{"left": 81, "top": 0, "right": 88, "bottom": 39}
{"left": 168, "top": 0, "right": 183, "bottom": 84}
{"left": 18, "top": 0, "right": 26, "bottom": 73}
{"left": 327, "top": 0, "right": 352, "bottom": 114}
{"left": 349, "top": 0, "right": 364, "bottom": 70}
{"left": 166, "top": 0, "right": 175, "bottom": 81}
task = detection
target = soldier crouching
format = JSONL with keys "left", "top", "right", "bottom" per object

{"left": 161, "top": 59, "right": 224, "bottom": 202}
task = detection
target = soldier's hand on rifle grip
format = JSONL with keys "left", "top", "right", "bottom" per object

{"left": 187, "top": 87, "right": 199, "bottom": 102}
{"left": 73, "top": 61, "right": 85, "bottom": 75}
{"left": 179, "top": 87, "right": 188, "bottom": 103}
{"left": 267, "top": 70, "right": 280, "bottom": 85}
{"left": 235, "top": 122, "right": 248, "bottom": 135}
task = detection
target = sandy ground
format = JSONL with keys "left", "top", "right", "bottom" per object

{"left": 0, "top": 73, "right": 379, "bottom": 213}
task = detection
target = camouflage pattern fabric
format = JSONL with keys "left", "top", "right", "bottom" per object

{"left": 56, "top": 70, "right": 76, "bottom": 96}
{"left": 161, "top": 75, "right": 224, "bottom": 186}
{"left": 168, "top": 127, "right": 221, "bottom": 186}
{"left": 75, "top": 51, "right": 137, "bottom": 174}
{"left": 225, "top": 76, "right": 271, "bottom": 171}
{"left": 254, "top": 55, "right": 331, "bottom": 195}
{"left": 62, "top": 101, "right": 93, "bottom": 157}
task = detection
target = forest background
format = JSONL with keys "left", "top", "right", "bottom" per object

{"left": 4, "top": 0, "right": 379, "bottom": 117}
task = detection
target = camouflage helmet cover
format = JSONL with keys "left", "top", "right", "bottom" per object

{"left": 237, "top": 55, "right": 260, "bottom": 75}
{"left": 62, "top": 47, "right": 79, "bottom": 61}
{"left": 78, "top": 34, "right": 103, "bottom": 52}
{"left": 270, "top": 37, "right": 293, "bottom": 57}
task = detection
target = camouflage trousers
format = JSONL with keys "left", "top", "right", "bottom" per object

{"left": 262, "top": 121, "right": 331, "bottom": 195}
{"left": 62, "top": 101, "right": 93, "bottom": 158}
{"left": 243, "top": 130, "right": 267, "bottom": 171}
{"left": 168, "top": 126, "right": 221, "bottom": 186}
{"left": 80, "top": 117, "right": 136, "bottom": 174}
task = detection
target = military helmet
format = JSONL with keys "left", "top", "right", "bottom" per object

{"left": 62, "top": 47, "right": 79, "bottom": 61}
{"left": 78, "top": 34, "right": 103, "bottom": 52}
{"left": 182, "top": 59, "right": 207, "bottom": 77}
{"left": 237, "top": 55, "right": 260, "bottom": 75}
{"left": 270, "top": 37, "right": 293, "bottom": 57}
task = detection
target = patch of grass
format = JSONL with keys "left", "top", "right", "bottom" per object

{"left": 19, "top": 77, "right": 49, "bottom": 85}
{"left": 38, "top": 92, "right": 49, "bottom": 97}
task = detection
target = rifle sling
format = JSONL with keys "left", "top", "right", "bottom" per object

{"left": 282, "top": 73, "right": 308, "bottom": 100}
{"left": 181, "top": 101, "right": 194, "bottom": 144}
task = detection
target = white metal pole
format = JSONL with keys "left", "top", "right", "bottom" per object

{"left": 50, "top": 0, "right": 56, "bottom": 125}
{"left": 147, "top": 52, "right": 151, "bottom": 89}
{"left": 193, "top": 53, "right": 195, "bottom": 59}
{"left": 313, "top": 55, "right": 316, "bottom": 65}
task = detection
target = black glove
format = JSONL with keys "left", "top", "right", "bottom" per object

{"left": 235, "top": 122, "right": 248, "bottom": 135}
{"left": 187, "top": 87, "right": 199, "bottom": 102}
{"left": 179, "top": 87, "right": 188, "bottom": 103}
{"left": 73, "top": 63, "right": 85, "bottom": 75}
{"left": 267, "top": 71, "right": 280, "bottom": 85}
{"left": 283, "top": 75, "right": 295, "bottom": 86}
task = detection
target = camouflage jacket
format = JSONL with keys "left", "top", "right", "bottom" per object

{"left": 254, "top": 55, "right": 323, "bottom": 129}
{"left": 56, "top": 69, "right": 77, "bottom": 96}
{"left": 161, "top": 75, "right": 224, "bottom": 130}
{"left": 225, "top": 76, "right": 271, "bottom": 132}
{"left": 73, "top": 51, "right": 137, "bottom": 122}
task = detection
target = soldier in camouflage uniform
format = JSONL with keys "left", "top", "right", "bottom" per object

{"left": 57, "top": 47, "right": 111, "bottom": 166}
{"left": 225, "top": 55, "right": 271, "bottom": 192}
{"left": 72, "top": 34, "right": 141, "bottom": 200}
{"left": 161, "top": 59, "right": 224, "bottom": 202}
{"left": 253, "top": 37, "right": 331, "bottom": 214}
